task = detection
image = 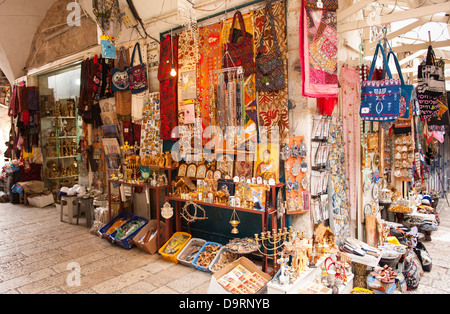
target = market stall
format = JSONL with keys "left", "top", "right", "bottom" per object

{"left": 0, "top": 0, "right": 448, "bottom": 295}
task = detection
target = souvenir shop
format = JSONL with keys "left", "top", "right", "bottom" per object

{"left": 1, "top": 0, "right": 449, "bottom": 295}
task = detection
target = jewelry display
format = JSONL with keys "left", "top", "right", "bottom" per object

{"left": 284, "top": 136, "right": 308, "bottom": 214}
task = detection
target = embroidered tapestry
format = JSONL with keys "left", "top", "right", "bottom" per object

{"left": 197, "top": 22, "right": 223, "bottom": 132}
{"left": 254, "top": 0, "right": 289, "bottom": 142}
{"left": 300, "top": 0, "right": 338, "bottom": 98}
{"left": 158, "top": 34, "right": 179, "bottom": 141}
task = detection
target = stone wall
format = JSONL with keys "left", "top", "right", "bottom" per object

{"left": 25, "top": 0, "right": 98, "bottom": 71}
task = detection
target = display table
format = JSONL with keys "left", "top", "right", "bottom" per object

{"left": 266, "top": 256, "right": 354, "bottom": 294}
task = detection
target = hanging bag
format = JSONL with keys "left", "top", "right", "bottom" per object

{"left": 127, "top": 42, "right": 149, "bottom": 94}
{"left": 255, "top": 0, "right": 286, "bottom": 92}
{"left": 305, "top": 0, "right": 338, "bottom": 10}
{"left": 360, "top": 43, "right": 402, "bottom": 122}
{"left": 417, "top": 45, "right": 445, "bottom": 97}
{"left": 386, "top": 50, "right": 414, "bottom": 120}
{"left": 112, "top": 47, "right": 130, "bottom": 92}
{"left": 224, "top": 11, "right": 255, "bottom": 76}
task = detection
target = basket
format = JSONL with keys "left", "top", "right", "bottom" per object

{"left": 99, "top": 212, "right": 134, "bottom": 241}
{"left": 158, "top": 232, "right": 192, "bottom": 264}
{"left": 208, "top": 246, "right": 238, "bottom": 273}
{"left": 379, "top": 252, "right": 401, "bottom": 269}
{"left": 191, "top": 242, "right": 222, "bottom": 272}
{"left": 177, "top": 238, "right": 206, "bottom": 267}
{"left": 109, "top": 215, "right": 149, "bottom": 250}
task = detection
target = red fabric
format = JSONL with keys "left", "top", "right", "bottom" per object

{"left": 317, "top": 97, "right": 338, "bottom": 116}
{"left": 159, "top": 35, "right": 179, "bottom": 141}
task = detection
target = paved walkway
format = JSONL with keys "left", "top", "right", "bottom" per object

{"left": 407, "top": 197, "right": 450, "bottom": 294}
{"left": 0, "top": 198, "right": 449, "bottom": 294}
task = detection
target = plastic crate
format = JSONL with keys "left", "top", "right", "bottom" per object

{"left": 177, "top": 238, "right": 206, "bottom": 267}
{"left": 158, "top": 232, "right": 192, "bottom": 264}
{"left": 109, "top": 215, "right": 149, "bottom": 250}
{"left": 208, "top": 246, "right": 238, "bottom": 273}
{"left": 98, "top": 212, "right": 134, "bottom": 241}
{"left": 191, "top": 242, "right": 222, "bottom": 273}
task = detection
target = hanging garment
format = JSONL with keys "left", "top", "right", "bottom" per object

{"left": 159, "top": 34, "right": 179, "bottom": 141}
{"left": 340, "top": 65, "right": 360, "bottom": 221}
{"left": 317, "top": 97, "right": 337, "bottom": 116}
{"left": 197, "top": 22, "right": 223, "bottom": 132}
{"left": 299, "top": 0, "right": 338, "bottom": 98}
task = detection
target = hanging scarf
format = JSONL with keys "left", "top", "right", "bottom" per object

{"left": 299, "top": 0, "right": 338, "bottom": 98}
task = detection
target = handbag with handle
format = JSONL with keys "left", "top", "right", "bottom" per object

{"left": 127, "top": 42, "right": 149, "bottom": 94}
{"left": 360, "top": 43, "right": 402, "bottom": 122}
{"left": 255, "top": 0, "right": 286, "bottom": 92}
{"left": 385, "top": 50, "right": 414, "bottom": 120}
{"left": 112, "top": 47, "right": 130, "bottom": 92}
{"left": 224, "top": 11, "right": 255, "bottom": 76}
{"left": 417, "top": 45, "right": 445, "bottom": 97}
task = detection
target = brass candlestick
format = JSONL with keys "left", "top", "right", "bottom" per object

{"left": 254, "top": 227, "right": 293, "bottom": 271}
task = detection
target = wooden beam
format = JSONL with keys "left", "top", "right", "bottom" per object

{"left": 337, "top": 2, "right": 450, "bottom": 33}
{"left": 365, "top": 15, "right": 450, "bottom": 50}
{"left": 391, "top": 39, "right": 450, "bottom": 53}
{"left": 337, "top": 0, "right": 373, "bottom": 22}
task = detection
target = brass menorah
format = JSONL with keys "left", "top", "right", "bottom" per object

{"left": 254, "top": 226, "right": 294, "bottom": 271}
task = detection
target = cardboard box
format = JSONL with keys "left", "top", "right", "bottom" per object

{"left": 27, "top": 193, "right": 55, "bottom": 208}
{"left": 132, "top": 220, "right": 166, "bottom": 254}
{"left": 208, "top": 257, "right": 272, "bottom": 294}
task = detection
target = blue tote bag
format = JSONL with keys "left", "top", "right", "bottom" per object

{"left": 360, "top": 43, "right": 402, "bottom": 122}
{"left": 386, "top": 50, "right": 414, "bottom": 120}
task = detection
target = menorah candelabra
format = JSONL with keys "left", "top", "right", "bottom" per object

{"left": 254, "top": 227, "right": 294, "bottom": 271}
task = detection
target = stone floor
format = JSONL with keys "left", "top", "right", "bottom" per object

{"left": 0, "top": 198, "right": 449, "bottom": 294}
{"left": 406, "top": 197, "right": 450, "bottom": 294}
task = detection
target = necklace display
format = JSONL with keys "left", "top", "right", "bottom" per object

{"left": 328, "top": 117, "right": 350, "bottom": 243}
{"left": 284, "top": 136, "right": 309, "bottom": 214}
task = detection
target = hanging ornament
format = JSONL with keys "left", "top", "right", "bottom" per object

{"left": 229, "top": 210, "right": 241, "bottom": 234}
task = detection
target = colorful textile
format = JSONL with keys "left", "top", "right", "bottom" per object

{"left": 197, "top": 22, "right": 223, "bottom": 132}
{"left": 300, "top": 0, "right": 338, "bottom": 98}
{"left": 340, "top": 65, "right": 360, "bottom": 221}
{"left": 328, "top": 117, "right": 350, "bottom": 242}
{"left": 158, "top": 35, "right": 179, "bottom": 141}
{"left": 254, "top": 0, "right": 289, "bottom": 141}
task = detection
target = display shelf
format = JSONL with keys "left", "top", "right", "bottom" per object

{"left": 164, "top": 182, "right": 285, "bottom": 273}
{"left": 40, "top": 97, "right": 81, "bottom": 195}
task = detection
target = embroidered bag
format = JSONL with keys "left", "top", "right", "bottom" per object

{"left": 127, "top": 42, "right": 148, "bottom": 94}
{"left": 112, "top": 47, "right": 130, "bottom": 92}
{"left": 360, "top": 43, "right": 402, "bottom": 122}
{"left": 305, "top": 0, "right": 338, "bottom": 10}
{"left": 386, "top": 50, "right": 414, "bottom": 120}
{"left": 417, "top": 45, "right": 445, "bottom": 97}
{"left": 255, "top": 0, "right": 286, "bottom": 92}
{"left": 417, "top": 92, "right": 439, "bottom": 120}
{"left": 224, "top": 11, "right": 255, "bottom": 76}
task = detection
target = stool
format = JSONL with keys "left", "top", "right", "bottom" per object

{"left": 60, "top": 196, "right": 78, "bottom": 224}
{"left": 77, "top": 197, "right": 94, "bottom": 228}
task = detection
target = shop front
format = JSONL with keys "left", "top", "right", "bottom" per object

{"left": 0, "top": 0, "right": 449, "bottom": 295}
